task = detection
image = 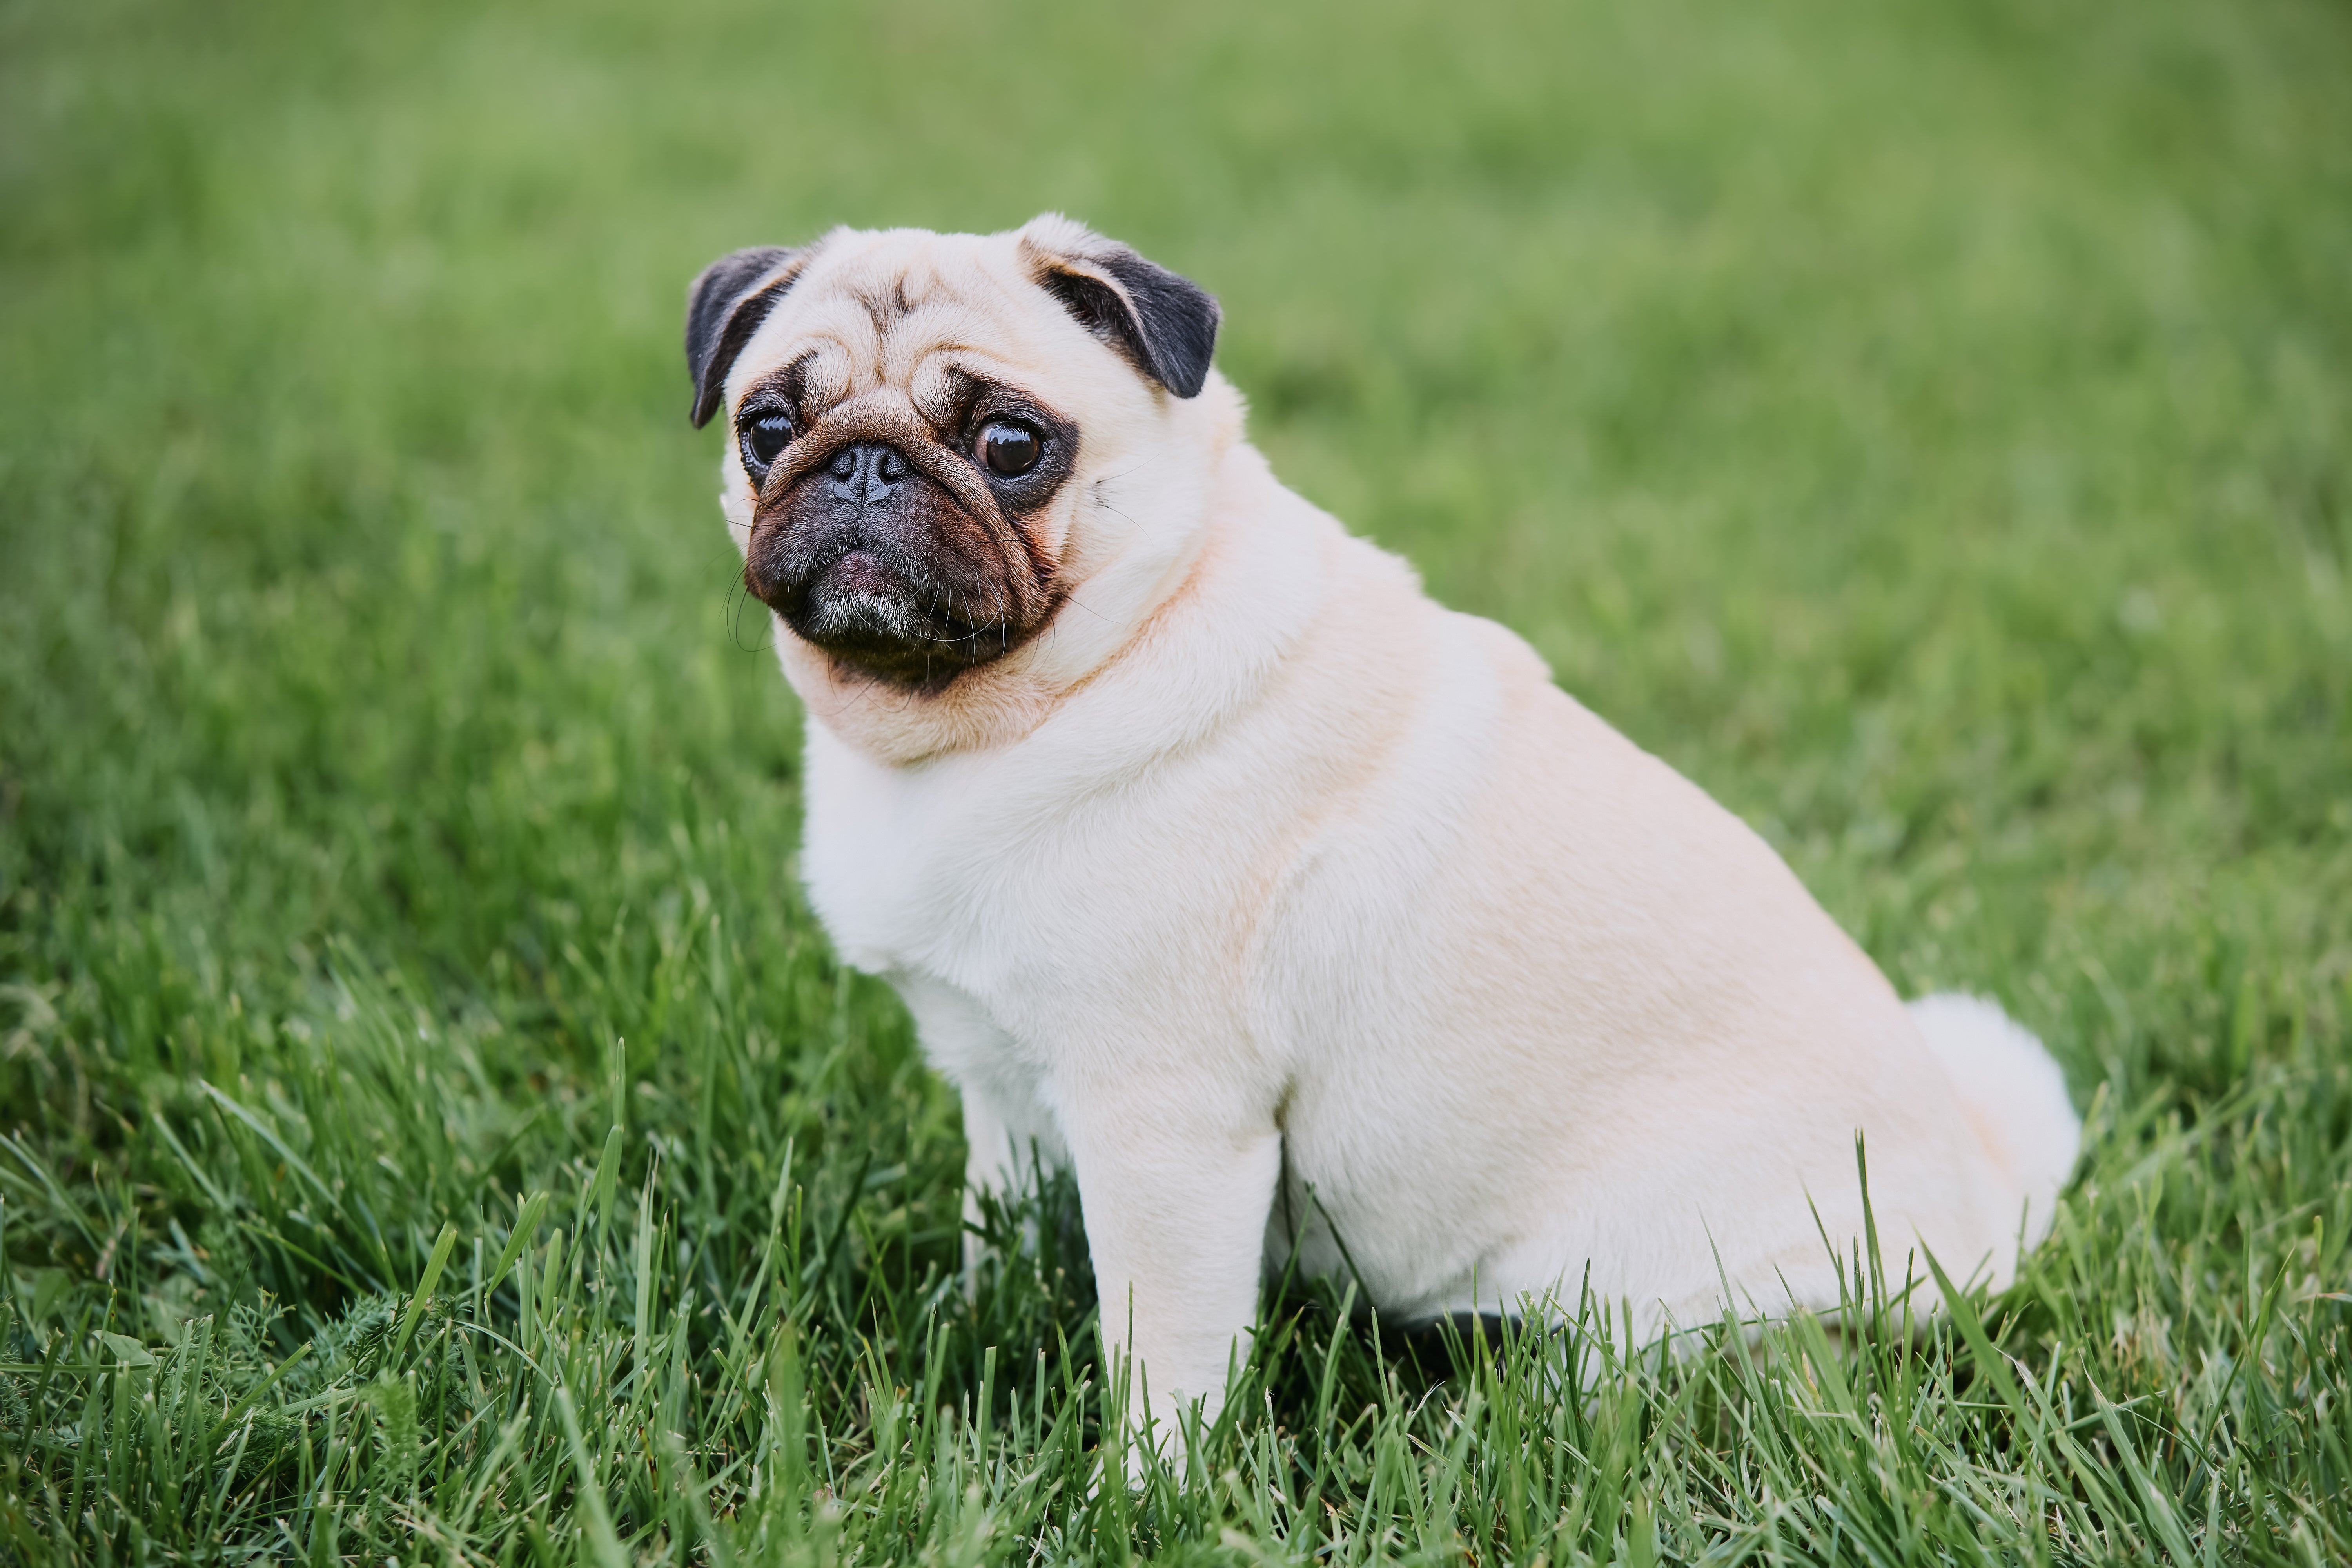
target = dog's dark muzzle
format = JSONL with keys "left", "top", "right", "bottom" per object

{"left": 744, "top": 436, "right": 1019, "bottom": 684}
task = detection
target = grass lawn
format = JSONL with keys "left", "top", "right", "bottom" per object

{"left": 4, "top": 0, "right": 2350, "bottom": 1560}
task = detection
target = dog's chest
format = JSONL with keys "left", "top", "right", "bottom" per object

{"left": 799, "top": 749, "right": 996, "bottom": 975}
{"left": 796, "top": 735, "right": 1135, "bottom": 1125}
{"left": 796, "top": 713, "right": 1269, "bottom": 1058}
{"left": 796, "top": 726, "right": 1112, "bottom": 995}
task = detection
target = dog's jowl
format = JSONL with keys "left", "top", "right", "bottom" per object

{"left": 683, "top": 215, "right": 2080, "bottom": 1448}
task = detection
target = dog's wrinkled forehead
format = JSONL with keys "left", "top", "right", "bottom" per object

{"left": 685, "top": 215, "right": 1220, "bottom": 430}
{"left": 748, "top": 233, "right": 1052, "bottom": 409}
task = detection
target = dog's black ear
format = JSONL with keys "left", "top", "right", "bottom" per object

{"left": 686, "top": 246, "right": 805, "bottom": 428}
{"left": 1023, "top": 220, "right": 1220, "bottom": 399}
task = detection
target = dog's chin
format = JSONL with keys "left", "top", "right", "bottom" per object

{"left": 781, "top": 555, "right": 996, "bottom": 688}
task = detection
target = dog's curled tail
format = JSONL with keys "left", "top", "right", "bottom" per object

{"left": 1906, "top": 992, "right": 2082, "bottom": 1255}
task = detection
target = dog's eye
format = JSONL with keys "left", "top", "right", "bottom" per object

{"left": 979, "top": 420, "right": 1042, "bottom": 478}
{"left": 739, "top": 411, "right": 794, "bottom": 479}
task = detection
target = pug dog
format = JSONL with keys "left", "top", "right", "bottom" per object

{"left": 683, "top": 215, "right": 2081, "bottom": 1437}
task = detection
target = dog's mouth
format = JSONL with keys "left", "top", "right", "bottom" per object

{"left": 819, "top": 549, "right": 894, "bottom": 593}
{"left": 782, "top": 537, "right": 1013, "bottom": 679}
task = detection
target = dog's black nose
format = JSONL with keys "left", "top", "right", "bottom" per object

{"left": 826, "top": 441, "right": 908, "bottom": 507}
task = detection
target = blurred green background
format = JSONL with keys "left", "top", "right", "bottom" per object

{"left": 2, "top": 0, "right": 2350, "bottom": 1557}
{"left": 6, "top": 0, "right": 2346, "bottom": 1039}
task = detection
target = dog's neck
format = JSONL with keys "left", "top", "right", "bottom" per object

{"left": 777, "top": 375, "right": 1252, "bottom": 766}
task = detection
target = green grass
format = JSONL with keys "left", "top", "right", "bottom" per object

{"left": 3, "top": 0, "right": 2350, "bottom": 1560}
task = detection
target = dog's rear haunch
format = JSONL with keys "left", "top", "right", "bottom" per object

{"left": 684, "top": 215, "right": 2081, "bottom": 1459}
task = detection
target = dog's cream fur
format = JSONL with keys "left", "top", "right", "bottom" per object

{"left": 704, "top": 216, "right": 2082, "bottom": 1433}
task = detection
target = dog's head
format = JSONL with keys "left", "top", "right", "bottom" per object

{"left": 686, "top": 216, "right": 1225, "bottom": 696}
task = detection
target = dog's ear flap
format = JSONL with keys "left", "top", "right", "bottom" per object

{"left": 1022, "top": 220, "right": 1220, "bottom": 399}
{"left": 685, "top": 246, "right": 806, "bottom": 428}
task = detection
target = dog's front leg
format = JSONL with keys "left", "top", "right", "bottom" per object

{"left": 955, "top": 1076, "right": 1069, "bottom": 1286}
{"left": 889, "top": 974, "right": 1071, "bottom": 1287}
{"left": 1060, "top": 1081, "right": 1282, "bottom": 1463}
{"left": 959, "top": 1087, "right": 1015, "bottom": 1289}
